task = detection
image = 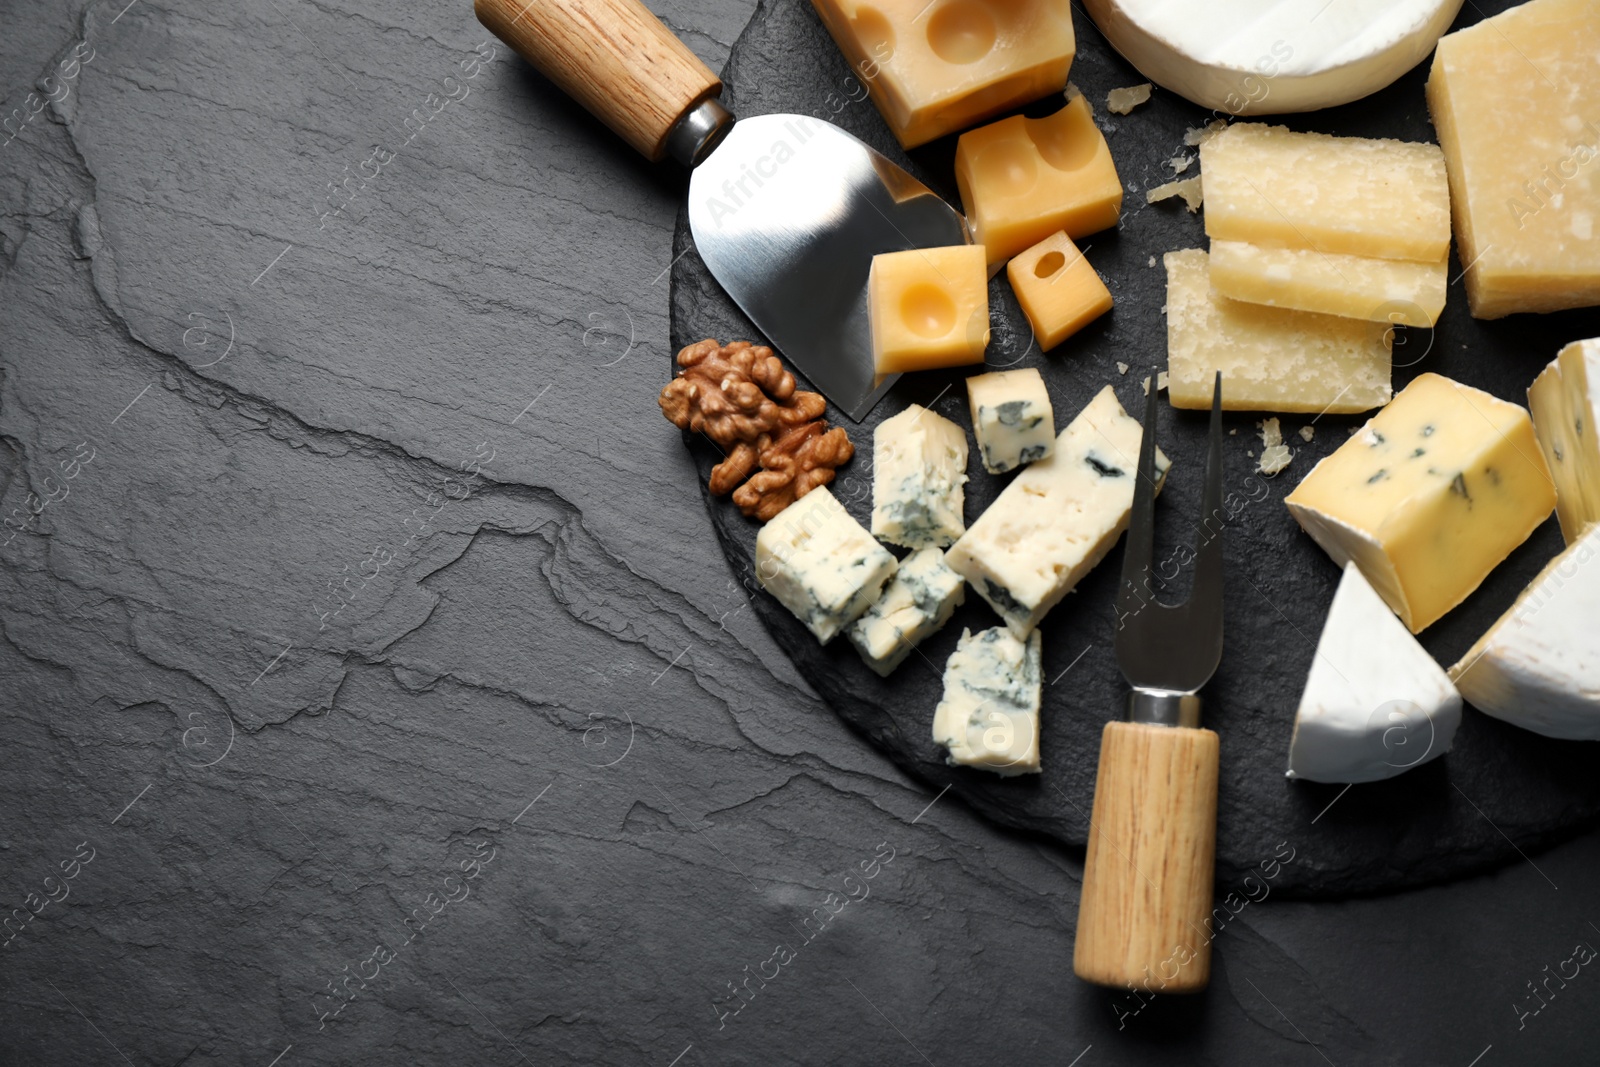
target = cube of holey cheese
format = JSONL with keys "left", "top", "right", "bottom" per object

{"left": 848, "top": 546, "right": 965, "bottom": 676}
{"left": 871, "top": 403, "right": 968, "bottom": 548}
{"left": 1285, "top": 373, "right": 1557, "bottom": 633}
{"left": 1208, "top": 240, "right": 1448, "bottom": 328}
{"left": 808, "top": 0, "right": 1075, "bottom": 149}
{"left": 1200, "top": 123, "right": 1451, "bottom": 262}
{"left": 869, "top": 245, "right": 990, "bottom": 373}
{"left": 756, "top": 487, "right": 898, "bottom": 644}
{"left": 1288, "top": 563, "right": 1462, "bottom": 784}
{"left": 966, "top": 367, "right": 1055, "bottom": 473}
{"left": 1528, "top": 338, "right": 1600, "bottom": 542}
{"left": 955, "top": 96, "right": 1122, "bottom": 264}
{"left": 932, "top": 626, "right": 1043, "bottom": 774}
{"left": 1450, "top": 523, "right": 1600, "bottom": 740}
{"left": 1428, "top": 0, "right": 1600, "bottom": 318}
{"left": 1164, "top": 249, "right": 1391, "bottom": 414}
{"left": 948, "top": 385, "right": 1169, "bottom": 637}
{"left": 1006, "top": 231, "right": 1113, "bottom": 349}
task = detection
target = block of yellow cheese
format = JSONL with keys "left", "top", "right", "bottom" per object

{"left": 1200, "top": 123, "right": 1451, "bottom": 262}
{"left": 1164, "top": 249, "right": 1391, "bottom": 414}
{"left": 1285, "top": 373, "right": 1557, "bottom": 633}
{"left": 1005, "top": 231, "right": 1112, "bottom": 349}
{"left": 955, "top": 95, "right": 1122, "bottom": 264}
{"left": 1528, "top": 338, "right": 1600, "bottom": 542}
{"left": 869, "top": 244, "right": 990, "bottom": 373}
{"left": 1427, "top": 0, "right": 1600, "bottom": 318}
{"left": 1208, "top": 240, "right": 1448, "bottom": 328}
{"left": 809, "top": 0, "right": 1076, "bottom": 149}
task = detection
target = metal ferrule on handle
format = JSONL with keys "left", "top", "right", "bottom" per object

{"left": 1127, "top": 688, "right": 1201, "bottom": 728}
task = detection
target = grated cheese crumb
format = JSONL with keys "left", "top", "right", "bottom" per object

{"left": 1146, "top": 176, "right": 1203, "bottom": 213}
{"left": 1106, "top": 84, "right": 1153, "bottom": 115}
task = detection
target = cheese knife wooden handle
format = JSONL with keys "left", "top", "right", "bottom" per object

{"left": 476, "top": 0, "right": 723, "bottom": 161}
{"left": 1073, "top": 720, "right": 1219, "bottom": 993}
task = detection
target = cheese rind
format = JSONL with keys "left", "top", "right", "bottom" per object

{"left": 947, "top": 385, "right": 1169, "bottom": 637}
{"left": 1208, "top": 240, "right": 1448, "bottom": 328}
{"left": 848, "top": 546, "right": 966, "bottom": 676}
{"left": 965, "top": 368, "right": 1055, "bottom": 474}
{"left": 809, "top": 0, "right": 1076, "bottom": 149}
{"left": 756, "top": 487, "right": 898, "bottom": 644}
{"left": 1285, "top": 373, "right": 1557, "bottom": 633}
{"left": 1450, "top": 524, "right": 1600, "bottom": 739}
{"left": 869, "top": 245, "right": 990, "bottom": 374}
{"left": 1528, "top": 338, "right": 1600, "bottom": 542}
{"left": 931, "top": 626, "right": 1043, "bottom": 774}
{"left": 871, "top": 403, "right": 968, "bottom": 548}
{"left": 1288, "top": 563, "right": 1462, "bottom": 783}
{"left": 1005, "top": 231, "right": 1113, "bottom": 350}
{"left": 955, "top": 96, "right": 1123, "bottom": 264}
{"left": 1427, "top": 0, "right": 1600, "bottom": 318}
{"left": 1200, "top": 123, "right": 1451, "bottom": 262}
{"left": 1164, "top": 249, "right": 1392, "bottom": 414}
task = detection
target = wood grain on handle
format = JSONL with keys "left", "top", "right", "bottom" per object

{"left": 476, "top": 0, "right": 722, "bottom": 160}
{"left": 1074, "top": 721, "right": 1219, "bottom": 993}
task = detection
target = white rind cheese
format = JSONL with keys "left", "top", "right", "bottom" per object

{"left": 756, "top": 487, "right": 897, "bottom": 645}
{"left": 1288, "top": 563, "right": 1462, "bottom": 783}
{"left": 947, "top": 386, "right": 1170, "bottom": 638}
{"left": 932, "top": 626, "right": 1043, "bottom": 775}
{"left": 871, "top": 403, "right": 968, "bottom": 549}
{"left": 848, "top": 547, "right": 965, "bottom": 677}
{"left": 1450, "top": 524, "right": 1600, "bottom": 740}
{"left": 966, "top": 368, "right": 1056, "bottom": 474}
{"left": 1082, "top": 0, "right": 1463, "bottom": 115}
{"left": 1528, "top": 339, "right": 1600, "bottom": 543}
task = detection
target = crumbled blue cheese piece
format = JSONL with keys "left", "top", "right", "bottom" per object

{"left": 932, "top": 626, "right": 1043, "bottom": 775}
{"left": 848, "top": 547, "right": 965, "bottom": 676}
{"left": 871, "top": 403, "right": 968, "bottom": 548}
{"left": 966, "top": 368, "right": 1056, "bottom": 474}
{"left": 756, "top": 487, "right": 897, "bottom": 644}
{"left": 948, "top": 385, "right": 1171, "bottom": 638}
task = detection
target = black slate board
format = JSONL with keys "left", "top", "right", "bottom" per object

{"left": 670, "top": 0, "right": 1600, "bottom": 896}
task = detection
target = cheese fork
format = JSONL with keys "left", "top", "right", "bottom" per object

{"left": 1074, "top": 373, "right": 1223, "bottom": 994}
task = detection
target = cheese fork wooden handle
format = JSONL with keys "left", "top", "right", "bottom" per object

{"left": 1074, "top": 720, "right": 1219, "bottom": 993}
{"left": 476, "top": 0, "right": 722, "bottom": 161}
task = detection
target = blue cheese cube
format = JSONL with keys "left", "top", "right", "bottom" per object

{"left": 848, "top": 547, "right": 966, "bottom": 676}
{"left": 967, "top": 368, "right": 1056, "bottom": 474}
{"left": 871, "top": 403, "right": 968, "bottom": 548}
{"left": 756, "top": 487, "right": 897, "bottom": 644}
{"left": 948, "top": 385, "right": 1170, "bottom": 638}
{"left": 932, "top": 626, "right": 1043, "bottom": 775}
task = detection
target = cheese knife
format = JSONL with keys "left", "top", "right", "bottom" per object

{"left": 476, "top": 0, "right": 972, "bottom": 421}
{"left": 1074, "top": 373, "right": 1223, "bottom": 993}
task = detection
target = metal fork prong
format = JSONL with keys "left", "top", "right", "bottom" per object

{"left": 1116, "top": 372, "right": 1160, "bottom": 623}
{"left": 1190, "top": 373, "right": 1225, "bottom": 633}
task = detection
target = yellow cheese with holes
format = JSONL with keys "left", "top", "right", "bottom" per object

{"left": 955, "top": 95, "right": 1122, "bottom": 263}
{"left": 869, "top": 245, "right": 990, "bottom": 373}
{"left": 1006, "top": 231, "right": 1112, "bottom": 349}
{"left": 1528, "top": 338, "right": 1600, "bottom": 542}
{"left": 1164, "top": 249, "right": 1391, "bottom": 414}
{"left": 1285, "top": 373, "right": 1556, "bottom": 633}
{"left": 1208, "top": 240, "right": 1448, "bottom": 328}
{"left": 1200, "top": 123, "right": 1451, "bottom": 262}
{"left": 1427, "top": 0, "right": 1600, "bottom": 318}
{"left": 809, "top": 0, "right": 1076, "bottom": 149}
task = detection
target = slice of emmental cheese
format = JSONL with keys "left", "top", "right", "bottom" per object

{"left": 1450, "top": 523, "right": 1600, "bottom": 740}
{"left": 947, "top": 385, "right": 1169, "bottom": 638}
{"left": 1528, "top": 338, "right": 1600, "bottom": 543}
{"left": 1288, "top": 563, "right": 1461, "bottom": 784}
{"left": 1285, "top": 374, "right": 1557, "bottom": 633}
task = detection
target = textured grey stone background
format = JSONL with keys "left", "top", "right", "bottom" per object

{"left": 0, "top": 0, "right": 1596, "bottom": 1063}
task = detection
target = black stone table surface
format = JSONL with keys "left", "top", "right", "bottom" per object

{"left": 1, "top": 0, "right": 1597, "bottom": 1063}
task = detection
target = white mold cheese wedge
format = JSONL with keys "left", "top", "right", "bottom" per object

{"left": 756, "top": 487, "right": 897, "bottom": 645}
{"left": 1288, "top": 563, "right": 1461, "bottom": 783}
{"left": 1450, "top": 524, "right": 1600, "bottom": 740}
{"left": 1081, "top": 0, "right": 1463, "bottom": 115}
{"left": 932, "top": 626, "right": 1043, "bottom": 775}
